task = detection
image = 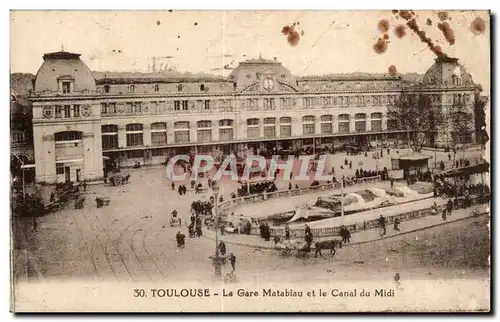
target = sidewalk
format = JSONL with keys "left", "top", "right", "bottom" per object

{"left": 203, "top": 204, "right": 489, "bottom": 250}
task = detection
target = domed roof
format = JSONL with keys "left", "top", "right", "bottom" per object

{"left": 34, "top": 51, "right": 96, "bottom": 93}
{"left": 228, "top": 56, "right": 296, "bottom": 91}
{"left": 452, "top": 66, "right": 462, "bottom": 77}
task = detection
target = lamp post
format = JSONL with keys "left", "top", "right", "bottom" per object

{"left": 209, "top": 184, "right": 224, "bottom": 278}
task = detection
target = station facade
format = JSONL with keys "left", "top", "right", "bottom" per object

{"left": 29, "top": 51, "right": 479, "bottom": 184}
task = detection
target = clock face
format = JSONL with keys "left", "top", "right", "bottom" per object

{"left": 263, "top": 78, "right": 274, "bottom": 90}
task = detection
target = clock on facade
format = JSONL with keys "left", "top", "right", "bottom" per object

{"left": 263, "top": 78, "right": 274, "bottom": 90}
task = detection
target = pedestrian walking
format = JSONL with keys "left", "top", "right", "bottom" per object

{"left": 32, "top": 217, "right": 38, "bottom": 232}
{"left": 390, "top": 178, "right": 394, "bottom": 188}
{"left": 378, "top": 215, "right": 386, "bottom": 235}
{"left": 50, "top": 192, "right": 55, "bottom": 203}
{"left": 393, "top": 218, "right": 400, "bottom": 231}
{"left": 229, "top": 253, "right": 236, "bottom": 271}
{"left": 176, "top": 231, "right": 186, "bottom": 248}
{"left": 171, "top": 182, "right": 175, "bottom": 190}
{"left": 349, "top": 161, "right": 352, "bottom": 170}
{"left": 285, "top": 224, "right": 290, "bottom": 240}
{"left": 82, "top": 180, "right": 87, "bottom": 192}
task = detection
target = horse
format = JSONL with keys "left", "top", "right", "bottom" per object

{"left": 314, "top": 239, "right": 343, "bottom": 258}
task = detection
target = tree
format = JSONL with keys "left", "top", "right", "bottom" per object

{"left": 387, "top": 94, "right": 444, "bottom": 153}
{"left": 474, "top": 95, "right": 489, "bottom": 145}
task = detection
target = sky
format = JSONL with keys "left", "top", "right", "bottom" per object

{"left": 10, "top": 10, "right": 490, "bottom": 90}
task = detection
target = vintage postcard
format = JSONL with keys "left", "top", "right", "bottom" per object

{"left": 10, "top": 10, "right": 491, "bottom": 312}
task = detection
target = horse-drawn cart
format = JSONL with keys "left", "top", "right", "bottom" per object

{"left": 96, "top": 196, "right": 111, "bottom": 208}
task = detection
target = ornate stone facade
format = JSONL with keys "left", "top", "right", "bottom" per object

{"left": 29, "top": 51, "right": 480, "bottom": 183}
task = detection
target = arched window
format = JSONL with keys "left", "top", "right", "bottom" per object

{"left": 338, "top": 114, "right": 350, "bottom": 133}
{"left": 370, "top": 113, "right": 383, "bottom": 132}
{"left": 320, "top": 115, "right": 333, "bottom": 134}
{"left": 129, "top": 85, "right": 135, "bottom": 93}
{"left": 101, "top": 125, "right": 118, "bottom": 150}
{"left": 126, "top": 124, "right": 143, "bottom": 147}
{"left": 151, "top": 122, "right": 167, "bottom": 145}
{"left": 174, "top": 121, "right": 190, "bottom": 143}
{"left": 247, "top": 118, "right": 260, "bottom": 139}
{"left": 154, "top": 84, "right": 159, "bottom": 92}
{"left": 302, "top": 115, "right": 315, "bottom": 135}
{"left": 279, "top": 117, "right": 292, "bottom": 137}
{"left": 197, "top": 120, "right": 212, "bottom": 142}
{"left": 177, "top": 84, "right": 183, "bottom": 92}
{"left": 55, "top": 131, "right": 82, "bottom": 142}
{"left": 355, "top": 113, "right": 366, "bottom": 132}
{"left": 219, "top": 119, "right": 234, "bottom": 141}
{"left": 104, "top": 85, "right": 110, "bottom": 93}
{"left": 200, "top": 84, "right": 205, "bottom": 91}
{"left": 263, "top": 117, "right": 276, "bottom": 138}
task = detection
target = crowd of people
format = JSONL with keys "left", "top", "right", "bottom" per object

{"left": 354, "top": 167, "right": 389, "bottom": 181}
{"left": 237, "top": 181, "right": 278, "bottom": 197}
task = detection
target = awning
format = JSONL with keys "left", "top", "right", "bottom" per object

{"left": 393, "top": 152, "right": 433, "bottom": 161}
{"left": 21, "top": 164, "right": 36, "bottom": 169}
{"left": 103, "top": 156, "right": 111, "bottom": 160}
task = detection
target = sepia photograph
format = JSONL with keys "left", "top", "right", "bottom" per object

{"left": 9, "top": 9, "right": 491, "bottom": 312}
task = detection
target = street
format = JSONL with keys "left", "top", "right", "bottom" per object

{"left": 12, "top": 154, "right": 489, "bottom": 284}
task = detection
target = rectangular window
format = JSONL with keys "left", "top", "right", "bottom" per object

{"left": 126, "top": 133, "right": 143, "bottom": 147}
{"left": 182, "top": 101, "right": 189, "bottom": 110}
{"left": 101, "top": 103, "right": 107, "bottom": 114}
{"left": 64, "top": 105, "right": 71, "bottom": 118}
{"left": 355, "top": 121, "right": 366, "bottom": 132}
{"left": 338, "top": 122, "right": 350, "bottom": 133}
{"left": 321, "top": 123, "right": 333, "bottom": 134}
{"left": 197, "top": 129, "right": 212, "bottom": 142}
{"left": 247, "top": 127, "right": 260, "bottom": 139}
{"left": 102, "top": 135, "right": 118, "bottom": 150}
{"left": 108, "top": 103, "right": 116, "bottom": 114}
{"left": 204, "top": 100, "right": 210, "bottom": 110}
{"left": 303, "top": 124, "right": 315, "bottom": 135}
{"left": 55, "top": 105, "right": 62, "bottom": 118}
{"left": 151, "top": 132, "right": 167, "bottom": 145}
{"left": 134, "top": 102, "right": 142, "bottom": 113}
{"left": 56, "top": 163, "right": 64, "bottom": 174}
{"left": 264, "top": 126, "right": 276, "bottom": 138}
{"left": 174, "top": 131, "right": 190, "bottom": 143}
{"left": 174, "top": 101, "right": 181, "bottom": 111}
{"left": 126, "top": 103, "right": 133, "bottom": 114}
{"left": 73, "top": 105, "right": 80, "bottom": 117}
{"left": 62, "top": 82, "right": 71, "bottom": 94}
{"left": 280, "top": 125, "right": 292, "bottom": 137}
{"left": 219, "top": 128, "right": 233, "bottom": 141}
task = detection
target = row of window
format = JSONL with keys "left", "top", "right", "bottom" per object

{"left": 98, "top": 95, "right": 399, "bottom": 116}
{"left": 104, "top": 83, "right": 208, "bottom": 94}
{"left": 53, "top": 105, "right": 81, "bottom": 118}
{"left": 99, "top": 114, "right": 393, "bottom": 149}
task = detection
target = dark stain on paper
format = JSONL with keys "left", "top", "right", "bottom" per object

{"left": 470, "top": 17, "right": 486, "bottom": 35}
